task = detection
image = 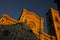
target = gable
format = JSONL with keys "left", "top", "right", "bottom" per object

{"left": 0, "top": 13, "right": 18, "bottom": 25}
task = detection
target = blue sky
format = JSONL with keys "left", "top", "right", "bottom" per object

{"left": 0, "top": 0, "right": 57, "bottom": 33}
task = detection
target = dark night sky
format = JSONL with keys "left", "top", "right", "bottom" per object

{"left": 0, "top": 0, "right": 57, "bottom": 33}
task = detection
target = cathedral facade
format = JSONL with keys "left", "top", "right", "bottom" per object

{"left": 0, "top": 8, "right": 59, "bottom": 40}
{"left": 0, "top": 0, "right": 60, "bottom": 40}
